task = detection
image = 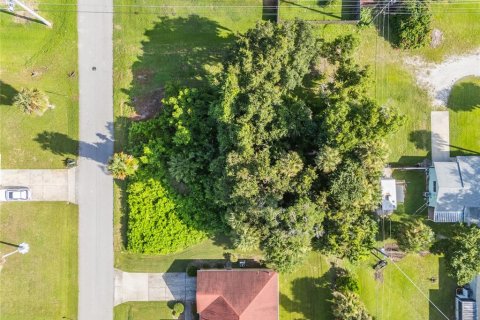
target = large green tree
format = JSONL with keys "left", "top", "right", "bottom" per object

{"left": 331, "top": 291, "right": 372, "bottom": 320}
{"left": 127, "top": 20, "right": 403, "bottom": 271}
{"left": 444, "top": 225, "right": 480, "bottom": 285}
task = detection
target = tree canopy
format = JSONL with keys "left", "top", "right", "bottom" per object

{"left": 127, "top": 20, "right": 403, "bottom": 271}
{"left": 444, "top": 225, "right": 480, "bottom": 285}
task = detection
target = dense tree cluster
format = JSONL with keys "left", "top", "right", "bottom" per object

{"left": 444, "top": 225, "right": 480, "bottom": 285}
{"left": 126, "top": 20, "right": 403, "bottom": 271}
{"left": 331, "top": 291, "right": 372, "bottom": 320}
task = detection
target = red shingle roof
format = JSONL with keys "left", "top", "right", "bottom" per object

{"left": 196, "top": 269, "right": 279, "bottom": 320}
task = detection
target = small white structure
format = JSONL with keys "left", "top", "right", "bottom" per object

{"left": 380, "top": 178, "right": 397, "bottom": 214}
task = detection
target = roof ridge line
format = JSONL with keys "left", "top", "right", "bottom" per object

{"left": 238, "top": 272, "right": 277, "bottom": 317}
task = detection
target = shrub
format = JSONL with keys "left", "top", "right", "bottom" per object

{"left": 187, "top": 265, "right": 199, "bottom": 277}
{"left": 108, "top": 152, "right": 139, "bottom": 180}
{"left": 397, "top": 220, "right": 434, "bottom": 252}
{"left": 229, "top": 253, "right": 239, "bottom": 263}
{"left": 126, "top": 179, "right": 206, "bottom": 254}
{"left": 335, "top": 268, "right": 360, "bottom": 293}
{"left": 172, "top": 302, "right": 185, "bottom": 317}
{"left": 202, "top": 263, "right": 211, "bottom": 269}
{"left": 331, "top": 291, "right": 372, "bottom": 320}
{"left": 358, "top": 7, "right": 373, "bottom": 28}
{"left": 390, "top": 0, "right": 432, "bottom": 49}
{"left": 13, "top": 88, "right": 53, "bottom": 115}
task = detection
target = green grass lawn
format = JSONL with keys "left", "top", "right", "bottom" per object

{"left": 0, "top": 1, "right": 78, "bottom": 169}
{"left": 114, "top": 302, "right": 175, "bottom": 320}
{"left": 413, "top": 1, "right": 480, "bottom": 62}
{"left": 0, "top": 202, "right": 78, "bottom": 319}
{"left": 449, "top": 76, "right": 480, "bottom": 156}
{"left": 279, "top": 0, "right": 354, "bottom": 22}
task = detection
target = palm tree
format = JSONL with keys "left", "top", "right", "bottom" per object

{"left": 107, "top": 152, "right": 139, "bottom": 180}
{"left": 13, "top": 88, "right": 53, "bottom": 115}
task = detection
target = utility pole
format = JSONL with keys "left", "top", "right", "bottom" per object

{"left": 5, "top": 0, "right": 53, "bottom": 27}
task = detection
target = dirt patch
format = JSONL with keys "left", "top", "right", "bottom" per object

{"left": 131, "top": 88, "right": 164, "bottom": 120}
{"left": 430, "top": 29, "right": 443, "bottom": 48}
{"left": 375, "top": 269, "right": 384, "bottom": 282}
{"left": 133, "top": 68, "right": 155, "bottom": 85}
{"left": 404, "top": 49, "right": 480, "bottom": 106}
{"left": 384, "top": 243, "right": 406, "bottom": 261}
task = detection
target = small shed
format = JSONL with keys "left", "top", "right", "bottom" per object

{"left": 379, "top": 178, "right": 397, "bottom": 214}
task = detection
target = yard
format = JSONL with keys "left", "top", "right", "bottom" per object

{"left": 0, "top": 1, "right": 78, "bottom": 169}
{"left": 0, "top": 202, "right": 78, "bottom": 320}
{"left": 111, "top": 1, "right": 471, "bottom": 319}
{"left": 114, "top": 302, "right": 175, "bottom": 320}
{"left": 279, "top": 0, "right": 357, "bottom": 22}
{"left": 449, "top": 76, "right": 480, "bottom": 157}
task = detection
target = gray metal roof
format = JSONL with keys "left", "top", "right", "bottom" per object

{"left": 434, "top": 157, "right": 480, "bottom": 215}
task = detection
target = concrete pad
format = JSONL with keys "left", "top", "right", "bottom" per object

{"left": 0, "top": 169, "right": 76, "bottom": 203}
{"left": 115, "top": 270, "right": 196, "bottom": 306}
{"left": 431, "top": 111, "right": 451, "bottom": 162}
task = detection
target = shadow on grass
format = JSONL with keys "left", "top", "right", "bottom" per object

{"left": 447, "top": 81, "right": 480, "bottom": 112}
{"left": 263, "top": 0, "right": 278, "bottom": 22}
{"left": 428, "top": 257, "right": 456, "bottom": 320}
{"left": 409, "top": 130, "right": 431, "bottom": 151}
{"left": 280, "top": 273, "right": 334, "bottom": 319}
{"left": 280, "top": 0, "right": 341, "bottom": 20}
{"left": 0, "top": 80, "right": 18, "bottom": 105}
{"left": 33, "top": 121, "right": 113, "bottom": 166}
{"left": 123, "top": 14, "right": 233, "bottom": 106}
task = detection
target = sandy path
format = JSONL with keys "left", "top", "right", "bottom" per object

{"left": 405, "top": 49, "right": 480, "bottom": 106}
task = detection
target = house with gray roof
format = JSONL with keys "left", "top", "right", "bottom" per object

{"left": 427, "top": 156, "right": 480, "bottom": 224}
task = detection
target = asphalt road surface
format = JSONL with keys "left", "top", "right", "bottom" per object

{"left": 77, "top": 1, "right": 114, "bottom": 319}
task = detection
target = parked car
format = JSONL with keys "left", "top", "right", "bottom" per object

{"left": 0, "top": 187, "right": 31, "bottom": 201}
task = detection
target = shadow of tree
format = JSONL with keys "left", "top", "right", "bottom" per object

{"left": 0, "top": 80, "right": 18, "bottom": 105}
{"left": 280, "top": 274, "right": 334, "bottom": 319}
{"left": 33, "top": 122, "right": 113, "bottom": 165}
{"left": 409, "top": 129, "right": 431, "bottom": 151}
{"left": 280, "top": 0, "right": 342, "bottom": 20}
{"left": 263, "top": 0, "right": 278, "bottom": 22}
{"left": 447, "top": 80, "right": 480, "bottom": 112}
{"left": 124, "top": 15, "right": 233, "bottom": 103}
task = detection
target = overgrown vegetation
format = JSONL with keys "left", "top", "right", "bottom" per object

{"left": 444, "top": 225, "right": 480, "bottom": 285}
{"left": 331, "top": 291, "right": 372, "bottom": 320}
{"left": 389, "top": 0, "right": 432, "bottom": 49}
{"left": 396, "top": 219, "right": 434, "bottom": 253}
{"left": 126, "top": 20, "right": 402, "bottom": 271}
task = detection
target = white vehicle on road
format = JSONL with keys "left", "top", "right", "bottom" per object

{"left": 0, "top": 187, "right": 31, "bottom": 201}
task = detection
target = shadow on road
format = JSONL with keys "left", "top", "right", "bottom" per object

{"left": 34, "top": 122, "right": 113, "bottom": 165}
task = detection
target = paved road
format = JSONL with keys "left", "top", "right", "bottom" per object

{"left": 114, "top": 270, "right": 196, "bottom": 306}
{"left": 431, "top": 111, "right": 450, "bottom": 162}
{"left": 0, "top": 169, "right": 76, "bottom": 202}
{"left": 77, "top": 0, "right": 114, "bottom": 319}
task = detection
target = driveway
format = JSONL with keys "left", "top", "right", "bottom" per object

{"left": 431, "top": 111, "right": 451, "bottom": 162}
{"left": 114, "top": 270, "right": 196, "bottom": 306}
{"left": 77, "top": 0, "right": 114, "bottom": 319}
{"left": 0, "top": 169, "right": 76, "bottom": 203}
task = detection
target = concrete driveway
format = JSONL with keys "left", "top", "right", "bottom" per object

{"left": 0, "top": 169, "right": 76, "bottom": 203}
{"left": 431, "top": 111, "right": 451, "bottom": 162}
{"left": 114, "top": 270, "right": 196, "bottom": 306}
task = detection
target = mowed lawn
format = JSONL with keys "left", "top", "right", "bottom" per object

{"left": 0, "top": 202, "right": 78, "bottom": 320}
{"left": 279, "top": 0, "right": 351, "bottom": 22}
{"left": 0, "top": 1, "right": 78, "bottom": 169}
{"left": 115, "top": 302, "right": 173, "bottom": 320}
{"left": 449, "top": 76, "right": 480, "bottom": 156}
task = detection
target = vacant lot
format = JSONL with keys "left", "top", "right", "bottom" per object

{"left": 449, "top": 76, "right": 480, "bottom": 156}
{"left": 0, "top": 202, "right": 78, "bottom": 319}
{"left": 0, "top": 1, "right": 78, "bottom": 169}
{"left": 112, "top": 2, "right": 464, "bottom": 319}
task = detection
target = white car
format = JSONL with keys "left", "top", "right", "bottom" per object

{"left": 0, "top": 187, "right": 31, "bottom": 201}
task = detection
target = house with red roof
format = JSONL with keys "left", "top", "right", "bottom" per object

{"left": 196, "top": 269, "right": 279, "bottom": 320}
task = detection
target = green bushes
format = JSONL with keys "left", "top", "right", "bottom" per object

{"left": 396, "top": 220, "right": 434, "bottom": 252}
{"left": 108, "top": 152, "right": 139, "bottom": 180}
{"left": 187, "top": 265, "right": 199, "bottom": 277}
{"left": 172, "top": 302, "right": 184, "bottom": 318}
{"left": 126, "top": 179, "right": 207, "bottom": 254}
{"left": 390, "top": 0, "right": 432, "bottom": 49}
